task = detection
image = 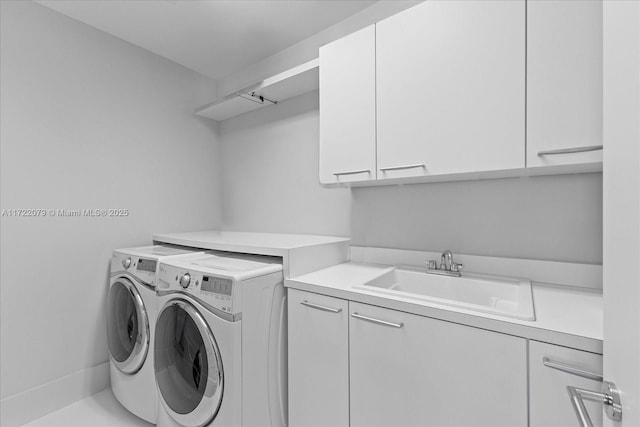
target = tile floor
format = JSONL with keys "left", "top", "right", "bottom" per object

{"left": 22, "top": 389, "right": 153, "bottom": 427}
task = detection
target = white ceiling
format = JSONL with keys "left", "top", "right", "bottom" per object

{"left": 36, "top": 0, "right": 377, "bottom": 81}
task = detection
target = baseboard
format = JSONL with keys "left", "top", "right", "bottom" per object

{"left": 0, "top": 361, "right": 110, "bottom": 426}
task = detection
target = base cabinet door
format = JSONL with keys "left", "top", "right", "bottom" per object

{"left": 349, "top": 302, "right": 528, "bottom": 427}
{"left": 287, "top": 289, "right": 349, "bottom": 427}
{"left": 529, "top": 341, "right": 603, "bottom": 427}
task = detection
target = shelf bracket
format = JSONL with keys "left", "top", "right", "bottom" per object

{"left": 237, "top": 90, "right": 278, "bottom": 105}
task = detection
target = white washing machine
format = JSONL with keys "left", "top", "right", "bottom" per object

{"left": 155, "top": 251, "right": 287, "bottom": 427}
{"left": 108, "top": 245, "right": 204, "bottom": 423}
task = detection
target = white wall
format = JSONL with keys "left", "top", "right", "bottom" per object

{"left": 352, "top": 174, "right": 602, "bottom": 263}
{"left": 220, "top": 91, "right": 350, "bottom": 237}
{"left": 219, "top": 95, "right": 602, "bottom": 264}
{"left": 0, "top": 0, "right": 220, "bottom": 407}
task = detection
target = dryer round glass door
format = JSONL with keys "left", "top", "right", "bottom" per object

{"left": 155, "top": 299, "right": 224, "bottom": 427}
{"left": 107, "top": 277, "right": 150, "bottom": 374}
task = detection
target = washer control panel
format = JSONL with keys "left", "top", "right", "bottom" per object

{"left": 112, "top": 252, "right": 158, "bottom": 286}
{"left": 158, "top": 262, "right": 238, "bottom": 315}
{"left": 178, "top": 273, "right": 191, "bottom": 288}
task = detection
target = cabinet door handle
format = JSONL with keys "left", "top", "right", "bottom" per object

{"left": 379, "top": 163, "right": 426, "bottom": 172}
{"left": 543, "top": 357, "right": 603, "bottom": 382}
{"left": 537, "top": 145, "right": 603, "bottom": 156}
{"left": 300, "top": 301, "right": 342, "bottom": 313}
{"left": 333, "top": 169, "right": 371, "bottom": 177}
{"left": 351, "top": 312, "right": 404, "bottom": 328}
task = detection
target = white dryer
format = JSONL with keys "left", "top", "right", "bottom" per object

{"left": 108, "top": 245, "right": 204, "bottom": 423}
{"left": 155, "top": 251, "right": 287, "bottom": 427}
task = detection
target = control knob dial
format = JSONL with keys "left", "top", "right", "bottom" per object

{"left": 122, "top": 257, "right": 132, "bottom": 269}
{"left": 179, "top": 273, "right": 191, "bottom": 288}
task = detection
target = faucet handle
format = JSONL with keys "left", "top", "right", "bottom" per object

{"left": 452, "top": 263, "right": 463, "bottom": 273}
{"left": 426, "top": 260, "right": 438, "bottom": 270}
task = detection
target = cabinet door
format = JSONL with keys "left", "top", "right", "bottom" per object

{"left": 287, "top": 289, "right": 349, "bottom": 427}
{"left": 530, "top": 341, "right": 603, "bottom": 427}
{"left": 527, "top": 1, "right": 603, "bottom": 168}
{"left": 376, "top": 1, "right": 525, "bottom": 179}
{"left": 319, "top": 25, "right": 376, "bottom": 184}
{"left": 349, "top": 302, "right": 527, "bottom": 427}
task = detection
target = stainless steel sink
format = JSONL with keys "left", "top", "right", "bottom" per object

{"left": 356, "top": 265, "right": 535, "bottom": 321}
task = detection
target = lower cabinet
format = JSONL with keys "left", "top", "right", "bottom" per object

{"left": 349, "top": 302, "right": 527, "bottom": 427}
{"left": 529, "top": 341, "right": 604, "bottom": 427}
{"left": 287, "top": 289, "right": 602, "bottom": 427}
{"left": 287, "top": 289, "right": 349, "bottom": 427}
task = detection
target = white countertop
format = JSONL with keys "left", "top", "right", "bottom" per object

{"left": 286, "top": 261, "right": 603, "bottom": 354}
{"left": 153, "top": 230, "right": 350, "bottom": 279}
{"left": 153, "top": 230, "right": 349, "bottom": 256}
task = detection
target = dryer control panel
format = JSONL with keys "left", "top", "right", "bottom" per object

{"left": 157, "top": 262, "right": 239, "bottom": 315}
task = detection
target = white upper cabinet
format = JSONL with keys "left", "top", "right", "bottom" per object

{"left": 527, "top": 0, "right": 603, "bottom": 168}
{"left": 319, "top": 25, "right": 376, "bottom": 184}
{"left": 375, "top": 0, "right": 526, "bottom": 179}
{"left": 319, "top": 0, "right": 601, "bottom": 185}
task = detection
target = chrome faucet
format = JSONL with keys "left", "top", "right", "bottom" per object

{"left": 440, "top": 250, "right": 453, "bottom": 271}
{"left": 426, "top": 250, "right": 463, "bottom": 277}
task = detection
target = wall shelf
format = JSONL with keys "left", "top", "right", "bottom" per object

{"left": 195, "top": 58, "right": 319, "bottom": 121}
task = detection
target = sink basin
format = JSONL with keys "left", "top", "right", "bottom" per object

{"left": 355, "top": 265, "right": 535, "bottom": 321}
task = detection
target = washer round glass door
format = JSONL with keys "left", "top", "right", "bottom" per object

{"left": 107, "top": 277, "right": 150, "bottom": 374}
{"left": 155, "top": 299, "right": 224, "bottom": 427}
